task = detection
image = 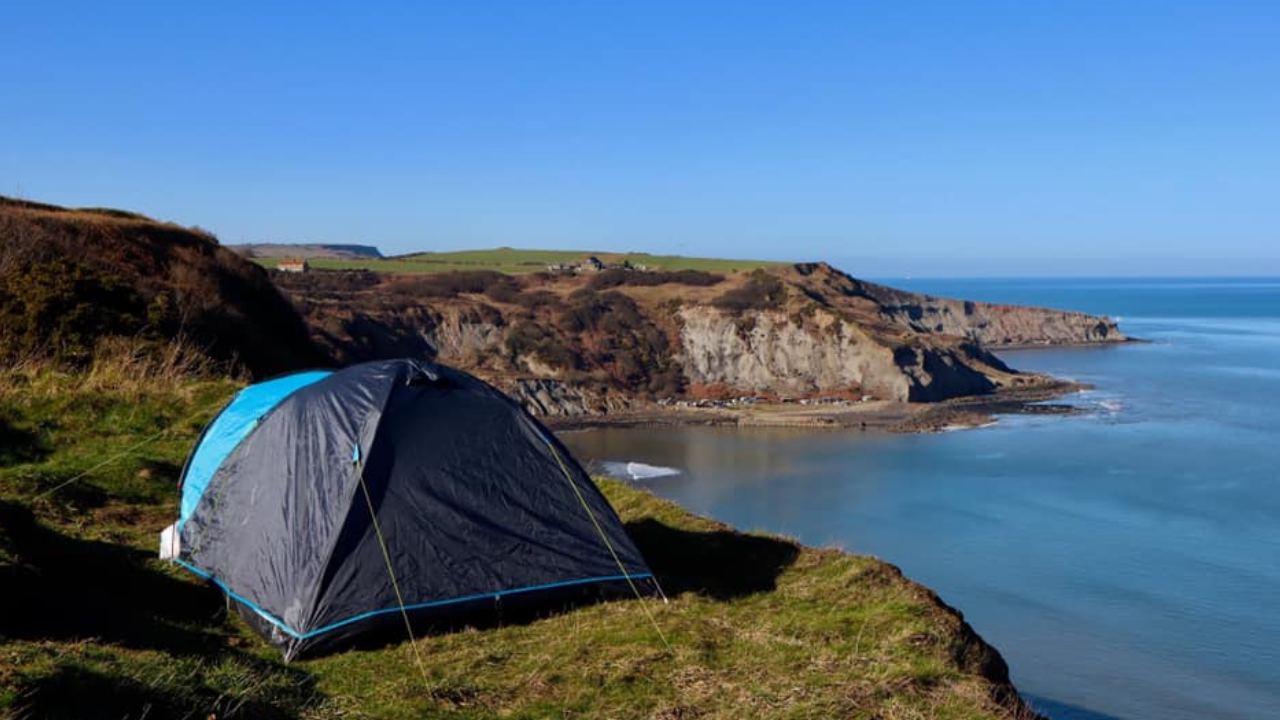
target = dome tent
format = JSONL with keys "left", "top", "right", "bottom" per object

{"left": 162, "top": 359, "right": 656, "bottom": 660}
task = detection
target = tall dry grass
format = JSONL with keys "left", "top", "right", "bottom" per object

{"left": 0, "top": 334, "right": 240, "bottom": 403}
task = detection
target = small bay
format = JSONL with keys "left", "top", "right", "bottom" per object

{"left": 562, "top": 278, "right": 1280, "bottom": 720}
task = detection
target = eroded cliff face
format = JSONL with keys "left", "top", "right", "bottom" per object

{"left": 677, "top": 306, "right": 1014, "bottom": 402}
{"left": 423, "top": 308, "right": 507, "bottom": 364}
{"left": 678, "top": 306, "right": 904, "bottom": 399}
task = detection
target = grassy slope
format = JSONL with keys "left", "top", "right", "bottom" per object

{"left": 0, "top": 368, "right": 1027, "bottom": 720}
{"left": 253, "top": 248, "right": 782, "bottom": 274}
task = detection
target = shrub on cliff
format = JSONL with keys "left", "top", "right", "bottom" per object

{"left": 558, "top": 290, "right": 684, "bottom": 397}
{"left": 271, "top": 268, "right": 381, "bottom": 296}
{"left": 380, "top": 270, "right": 516, "bottom": 299}
{"left": 505, "top": 320, "right": 581, "bottom": 370}
{"left": 0, "top": 256, "right": 146, "bottom": 364}
{"left": 712, "top": 270, "right": 787, "bottom": 313}
{"left": 483, "top": 280, "right": 563, "bottom": 310}
{"left": 501, "top": 289, "right": 686, "bottom": 396}
{"left": 586, "top": 268, "right": 723, "bottom": 291}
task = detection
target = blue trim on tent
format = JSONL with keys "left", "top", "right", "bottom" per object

{"left": 179, "top": 370, "right": 331, "bottom": 527}
{"left": 176, "top": 559, "right": 307, "bottom": 639}
{"left": 175, "top": 559, "right": 653, "bottom": 641}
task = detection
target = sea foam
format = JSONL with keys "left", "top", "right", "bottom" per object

{"left": 600, "top": 461, "right": 682, "bottom": 480}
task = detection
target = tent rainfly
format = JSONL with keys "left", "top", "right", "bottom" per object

{"left": 162, "top": 359, "right": 656, "bottom": 660}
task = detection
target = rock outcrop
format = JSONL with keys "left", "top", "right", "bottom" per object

{"left": 790, "top": 262, "right": 1125, "bottom": 346}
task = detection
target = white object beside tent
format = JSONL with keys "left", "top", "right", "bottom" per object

{"left": 158, "top": 523, "right": 180, "bottom": 560}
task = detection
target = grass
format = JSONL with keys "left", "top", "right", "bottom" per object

{"left": 253, "top": 248, "right": 784, "bottom": 275}
{"left": 0, "top": 364, "right": 1027, "bottom": 720}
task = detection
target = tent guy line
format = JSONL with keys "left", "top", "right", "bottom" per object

{"left": 543, "top": 431, "right": 674, "bottom": 652}
{"left": 32, "top": 394, "right": 235, "bottom": 504}
{"left": 354, "top": 444, "right": 431, "bottom": 682}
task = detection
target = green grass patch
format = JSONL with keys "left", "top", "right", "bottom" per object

{"left": 254, "top": 248, "right": 784, "bottom": 275}
{"left": 0, "top": 370, "right": 1022, "bottom": 719}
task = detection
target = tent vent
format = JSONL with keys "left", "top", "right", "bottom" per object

{"left": 406, "top": 360, "right": 441, "bottom": 386}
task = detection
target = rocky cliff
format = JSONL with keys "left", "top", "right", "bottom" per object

{"left": 273, "top": 261, "right": 1126, "bottom": 414}
{"left": 1, "top": 193, "right": 1124, "bottom": 416}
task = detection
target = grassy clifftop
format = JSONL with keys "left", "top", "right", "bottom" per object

{"left": 0, "top": 365, "right": 1034, "bottom": 719}
{"left": 252, "top": 247, "right": 783, "bottom": 274}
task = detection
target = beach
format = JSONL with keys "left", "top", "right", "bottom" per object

{"left": 546, "top": 378, "right": 1088, "bottom": 433}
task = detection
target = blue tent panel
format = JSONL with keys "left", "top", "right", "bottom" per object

{"left": 179, "top": 371, "right": 331, "bottom": 526}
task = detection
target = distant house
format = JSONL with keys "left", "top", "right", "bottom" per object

{"left": 546, "top": 256, "right": 610, "bottom": 275}
{"left": 277, "top": 258, "right": 309, "bottom": 273}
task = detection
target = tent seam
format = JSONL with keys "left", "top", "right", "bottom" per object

{"left": 291, "top": 365, "right": 403, "bottom": 643}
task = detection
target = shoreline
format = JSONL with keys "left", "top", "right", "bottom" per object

{"left": 993, "top": 336, "right": 1146, "bottom": 351}
{"left": 545, "top": 378, "right": 1090, "bottom": 434}
{"left": 540, "top": 333, "right": 1130, "bottom": 435}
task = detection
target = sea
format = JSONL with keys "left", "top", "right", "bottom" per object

{"left": 560, "top": 277, "right": 1280, "bottom": 720}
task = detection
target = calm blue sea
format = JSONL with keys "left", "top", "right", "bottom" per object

{"left": 561, "top": 278, "right": 1280, "bottom": 720}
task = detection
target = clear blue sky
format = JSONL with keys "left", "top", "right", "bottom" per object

{"left": 4, "top": 2, "right": 1279, "bottom": 276}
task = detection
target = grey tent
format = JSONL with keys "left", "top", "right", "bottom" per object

{"left": 162, "top": 359, "right": 655, "bottom": 659}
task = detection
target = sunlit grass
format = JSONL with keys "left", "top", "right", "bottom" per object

{"left": 253, "top": 248, "right": 784, "bottom": 275}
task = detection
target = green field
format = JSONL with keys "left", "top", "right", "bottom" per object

{"left": 0, "top": 363, "right": 1021, "bottom": 719}
{"left": 252, "top": 248, "right": 784, "bottom": 274}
